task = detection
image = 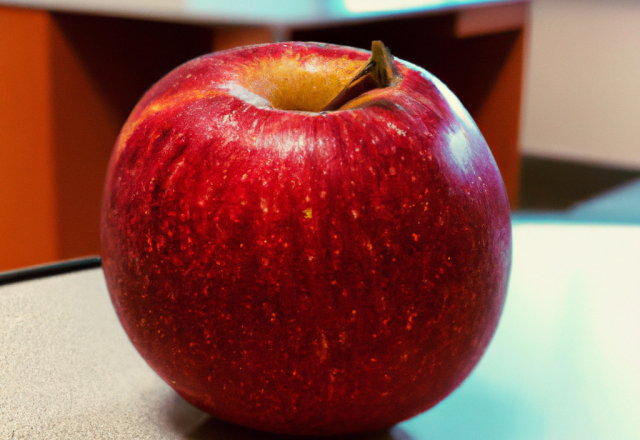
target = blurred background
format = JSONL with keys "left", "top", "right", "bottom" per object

{"left": 1, "top": 0, "right": 639, "bottom": 271}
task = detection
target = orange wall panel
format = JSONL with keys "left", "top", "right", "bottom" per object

{"left": 48, "top": 15, "right": 124, "bottom": 260}
{"left": 48, "top": 13, "right": 214, "bottom": 260}
{"left": 0, "top": 7, "right": 59, "bottom": 271}
{"left": 473, "top": 30, "right": 524, "bottom": 209}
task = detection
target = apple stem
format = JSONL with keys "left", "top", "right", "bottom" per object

{"left": 322, "top": 41, "right": 401, "bottom": 112}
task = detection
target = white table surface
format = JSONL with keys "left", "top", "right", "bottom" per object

{"left": 2, "top": 220, "right": 639, "bottom": 439}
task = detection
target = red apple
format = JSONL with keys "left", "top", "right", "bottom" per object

{"left": 101, "top": 41, "right": 511, "bottom": 436}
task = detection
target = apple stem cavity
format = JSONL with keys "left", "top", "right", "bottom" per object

{"left": 322, "top": 41, "right": 401, "bottom": 112}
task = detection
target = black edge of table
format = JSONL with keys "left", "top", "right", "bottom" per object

{"left": 0, "top": 256, "right": 102, "bottom": 286}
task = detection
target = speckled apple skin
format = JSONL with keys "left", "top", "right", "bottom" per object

{"left": 101, "top": 42, "right": 511, "bottom": 436}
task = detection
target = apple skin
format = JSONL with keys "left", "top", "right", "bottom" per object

{"left": 101, "top": 42, "right": 511, "bottom": 436}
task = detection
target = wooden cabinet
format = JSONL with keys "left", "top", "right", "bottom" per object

{"left": 0, "top": 2, "right": 527, "bottom": 270}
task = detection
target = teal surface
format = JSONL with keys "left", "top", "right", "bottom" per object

{"left": 392, "top": 222, "right": 640, "bottom": 439}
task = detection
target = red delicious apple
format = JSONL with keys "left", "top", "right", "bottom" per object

{"left": 101, "top": 41, "right": 511, "bottom": 436}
